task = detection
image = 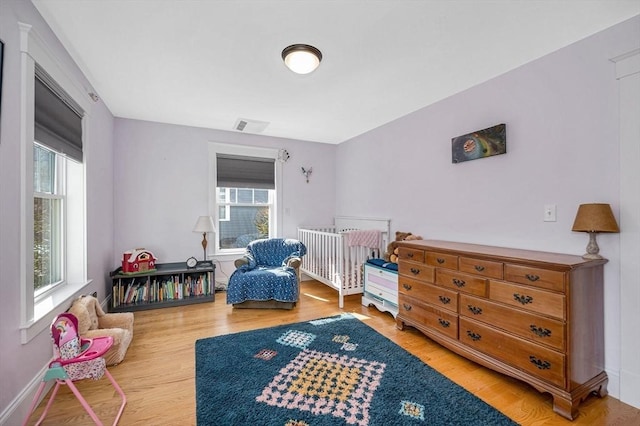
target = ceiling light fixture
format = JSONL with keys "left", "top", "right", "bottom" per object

{"left": 282, "top": 44, "right": 322, "bottom": 74}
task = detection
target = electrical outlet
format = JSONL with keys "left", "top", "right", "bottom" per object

{"left": 544, "top": 204, "right": 557, "bottom": 222}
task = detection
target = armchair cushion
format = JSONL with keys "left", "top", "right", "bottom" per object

{"left": 226, "top": 238, "right": 306, "bottom": 307}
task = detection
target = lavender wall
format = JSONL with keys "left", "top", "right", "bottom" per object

{"left": 112, "top": 118, "right": 337, "bottom": 272}
{"left": 336, "top": 15, "right": 640, "bottom": 400}
{"left": 1, "top": 0, "right": 638, "bottom": 421}
{"left": 0, "top": 1, "right": 116, "bottom": 422}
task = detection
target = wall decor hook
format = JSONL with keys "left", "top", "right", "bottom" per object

{"left": 301, "top": 167, "right": 312, "bottom": 183}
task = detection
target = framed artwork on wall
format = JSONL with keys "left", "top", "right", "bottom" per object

{"left": 452, "top": 123, "right": 506, "bottom": 163}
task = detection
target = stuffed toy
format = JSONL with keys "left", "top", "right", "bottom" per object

{"left": 67, "top": 294, "right": 134, "bottom": 366}
{"left": 384, "top": 231, "right": 423, "bottom": 263}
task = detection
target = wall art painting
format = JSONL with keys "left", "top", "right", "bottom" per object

{"left": 452, "top": 123, "right": 506, "bottom": 163}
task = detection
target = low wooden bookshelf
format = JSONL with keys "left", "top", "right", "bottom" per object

{"left": 109, "top": 261, "right": 215, "bottom": 312}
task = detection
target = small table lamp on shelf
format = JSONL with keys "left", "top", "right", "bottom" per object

{"left": 193, "top": 216, "right": 217, "bottom": 262}
{"left": 571, "top": 203, "right": 619, "bottom": 260}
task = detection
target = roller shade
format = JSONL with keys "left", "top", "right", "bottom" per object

{"left": 216, "top": 154, "right": 275, "bottom": 189}
{"left": 34, "top": 64, "right": 84, "bottom": 162}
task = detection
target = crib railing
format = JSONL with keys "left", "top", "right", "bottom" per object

{"left": 298, "top": 226, "right": 382, "bottom": 308}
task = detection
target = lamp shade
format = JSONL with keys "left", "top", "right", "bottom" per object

{"left": 571, "top": 203, "right": 619, "bottom": 233}
{"left": 193, "top": 216, "right": 217, "bottom": 233}
{"left": 282, "top": 44, "right": 322, "bottom": 74}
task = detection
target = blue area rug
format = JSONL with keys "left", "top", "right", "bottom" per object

{"left": 195, "top": 314, "right": 518, "bottom": 425}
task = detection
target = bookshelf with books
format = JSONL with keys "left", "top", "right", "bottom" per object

{"left": 109, "top": 261, "right": 215, "bottom": 312}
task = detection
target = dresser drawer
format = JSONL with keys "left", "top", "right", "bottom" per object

{"left": 436, "top": 269, "right": 487, "bottom": 297}
{"left": 426, "top": 251, "right": 458, "bottom": 270}
{"left": 398, "top": 295, "right": 458, "bottom": 340}
{"left": 460, "top": 317, "right": 566, "bottom": 388}
{"left": 460, "top": 294, "right": 565, "bottom": 351}
{"left": 459, "top": 257, "right": 503, "bottom": 279}
{"left": 504, "top": 264, "right": 564, "bottom": 292}
{"left": 365, "top": 264, "right": 398, "bottom": 292}
{"left": 398, "top": 247, "right": 425, "bottom": 263}
{"left": 490, "top": 280, "right": 565, "bottom": 320}
{"left": 365, "top": 282, "right": 397, "bottom": 305}
{"left": 398, "top": 260, "right": 434, "bottom": 283}
{"left": 399, "top": 276, "right": 458, "bottom": 312}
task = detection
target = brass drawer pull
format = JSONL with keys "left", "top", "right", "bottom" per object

{"left": 438, "top": 318, "right": 450, "bottom": 328}
{"left": 467, "top": 305, "right": 483, "bottom": 315}
{"left": 474, "top": 265, "right": 485, "bottom": 272}
{"left": 467, "top": 330, "right": 481, "bottom": 341}
{"left": 525, "top": 274, "right": 540, "bottom": 282}
{"left": 439, "top": 296, "right": 451, "bottom": 304}
{"left": 529, "top": 355, "right": 551, "bottom": 370}
{"left": 514, "top": 293, "right": 533, "bottom": 305}
{"left": 410, "top": 268, "right": 420, "bottom": 275}
{"left": 402, "top": 283, "right": 412, "bottom": 291}
{"left": 436, "top": 258, "right": 445, "bottom": 264}
{"left": 452, "top": 278, "right": 466, "bottom": 287}
{"left": 530, "top": 325, "right": 552, "bottom": 338}
{"left": 407, "top": 252, "right": 414, "bottom": 258}
{"left": 403, "top": 304, "right": 412, "bottom": 311}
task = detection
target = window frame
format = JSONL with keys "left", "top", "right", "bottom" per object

{"left": 18, "top": 22, "right": 92, "bottom": 344}
{"left": 208, "top": 143, "right": 282, "bottom": 257}
{"left": 33, "top": 143, "right": 65, "bottom": 299}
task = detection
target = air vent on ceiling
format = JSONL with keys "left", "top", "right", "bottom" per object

{"left": 233, "top": 118, "right": 269, "bottom": 133}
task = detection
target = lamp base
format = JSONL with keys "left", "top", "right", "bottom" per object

{"left": 581, "top": 253, "right": 604, "bottom": 260}
{"left": 201, "top": 233, "right": 208, "bottom": 262}
{"left": 582, "top": 232, "right": 602, "bottom": 260}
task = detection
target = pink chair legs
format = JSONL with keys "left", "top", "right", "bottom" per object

{"left": 22, "top": 365, "right": 126, "bottom": 426}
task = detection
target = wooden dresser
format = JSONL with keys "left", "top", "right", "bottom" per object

{"left": 396, "top": 239, "right": 608, "bottom": 420}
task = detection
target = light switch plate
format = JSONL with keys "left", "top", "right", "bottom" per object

{"left": 544, "top": 204, "right": 557, "bottom": 222}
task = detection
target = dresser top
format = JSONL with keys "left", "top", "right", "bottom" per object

{"left": 398, "top": 239, "right": 607, "bottom": 269}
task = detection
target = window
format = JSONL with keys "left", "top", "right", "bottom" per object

{"left": 209, "top": 144, "right": 281, "bottom": 255}
{"left": 216, "top": 187, "right": 274, "bottom": 249}
{"left": 216, "top": 154, "right": 275, "bottom": 251}
{"left": 32, "top": 65, "right": 85, "bottom": 301}
{"left": 20, "top": 22, "right": 89, "bottom": 344}
{"left": 33, "top": 143, "right": 63, "bottom": 295}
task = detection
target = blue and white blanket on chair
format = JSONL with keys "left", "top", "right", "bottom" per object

{"left": 226, "top": 238, "right": 306, "bottom": 304}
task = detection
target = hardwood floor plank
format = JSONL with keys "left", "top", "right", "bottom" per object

{"left": 24, "top": 280, "right": 640, "bottom": 425}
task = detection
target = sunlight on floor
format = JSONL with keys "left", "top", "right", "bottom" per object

{"left": 302, "top": 292, "right": 330, "bottom": 302}
{"left": 348, "top": 312, "right": 371, "bottom": 321}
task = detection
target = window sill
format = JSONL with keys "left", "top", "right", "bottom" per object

{"left": 212, "top": 252, "right": 244, "bottom": 261}
{"left": 20, "top": 279, "right": 93, "bottom": 344}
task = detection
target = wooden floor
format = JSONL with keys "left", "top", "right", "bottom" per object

{"left": 25, "top": 280, "right": 640, "bottom": 425}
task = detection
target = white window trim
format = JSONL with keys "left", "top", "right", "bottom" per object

{"left": 18, "top": 22, "right": 92, "bottom": 344}
{"left": 208, "top": 142, "right": 282, "bottom": 257}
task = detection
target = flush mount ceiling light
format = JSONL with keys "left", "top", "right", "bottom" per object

{"left": 282, "top": 44, "right": 322, "bottom": 74}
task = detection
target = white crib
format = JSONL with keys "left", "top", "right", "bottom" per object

{"left": 298, "top": 217, "right": 391, "bottom": 308}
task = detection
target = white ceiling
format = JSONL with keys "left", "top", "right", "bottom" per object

{"left": 32, "top": 0, "right": 639, "bottom": 144}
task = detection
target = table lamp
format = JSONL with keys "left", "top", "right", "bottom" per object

{"left": 193, "top": 216, "right": 217, "bottom": 261}
{"left": 571, "top": 203, "right": 619, "bottom": 259}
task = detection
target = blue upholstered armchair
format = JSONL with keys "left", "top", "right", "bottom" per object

{"left": 226, "top": 238, "right": 307, "bottom": 309}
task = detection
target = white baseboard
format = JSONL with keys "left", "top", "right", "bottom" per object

{"left": 620, "top": 368, "right": 640, "bottom": 409}
{"left": 606, "top": 367, "right": 620, "bottom": 400}
{"left": 0, "top": 362, "right": 52, "bottom": 426}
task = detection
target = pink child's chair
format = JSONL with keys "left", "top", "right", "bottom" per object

{"left": 22, "top": 313, "right": 127, "bottom": 425}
